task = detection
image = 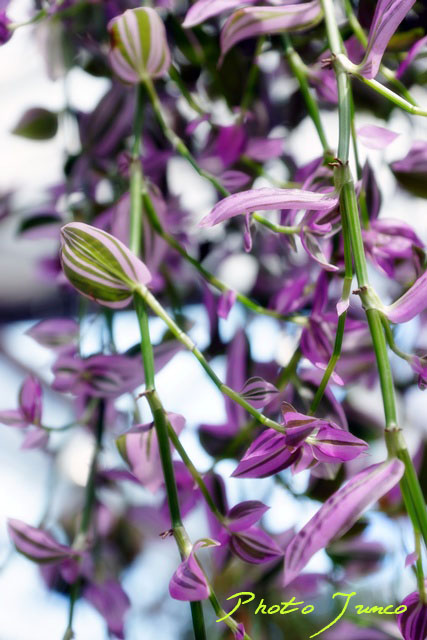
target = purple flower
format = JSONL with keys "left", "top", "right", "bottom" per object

{"left": 60, "top": 222, "right": 152, "bottom": 309}
{"left": 232, "top": 407, "right": 368, "bottom": 478}
{"left": 199, "top": 188, "right": 338, "bottom": 228}
{"left": 411, "top": 355, "right": 427, "bottom": 390}
{"left": 239, "top": 376, "right": 278, "bottom": 409}
{"left": 396, "top": 35, "right": 427, "bottom": 79}
{"left": 219, "top": 2, "right": 323, "bottom": 64}
{"left": 363, "top": 218, "right": 423, "bottom": 278}
{"left": 0, "top": 376, "right": 42, "bottom": 428}
{"left": 0, "top": 10, "right": 11, "bottom": 46}
{"left": 357, "top": 125, "right": 399, "bottom": 150}
{"left": 26, "top": 318, "right": 79, "bottom": 353}
{"left": 359, "top": 0, "right": 416, "bottom": 79}
{"left": 8, "top": 519, "right": 81, "bottom": 581}
{"left": 384, "top": 271, "right": 427, "bottom": 324}
{"left": 117, "top": 413, "right": 185, "bottom": 493}
{"left": 182, "top": 0, "right": 258, "bottom": 28}
{"left": 392, "top": 141, "right": 427, "bottom": 175}
{"left": 283, "top": 458, "right": 404, "bottom": 585}
{"left": 397, "top": 587, "right": 427, "bottom": 640}
{"left": 84, "top": 580, "right": 130, "bottom": 639}
{"left": 169, "top": 539, "right": 216, "bottom": 601}
{"left": 108, "top": 8, "right": 170, "bottom": 84}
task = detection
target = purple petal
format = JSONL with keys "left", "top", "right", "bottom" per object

{"left": 230, "top": 526, "right": 283, "bottom": 564}
{"left": 84, "top": 580, "right": 130, "bottom": 640}
{"left": 21, "top": 428, "right": 49, "bottom": 450}
{"left": 220, "top": 170, "right": 251, "bottom": 192}
{"left": 310, "top": 425, "right": 368, "bottom": 463}
{"left": 0, "top": 409, "right": 28, "bottom": 428}
{"left": 405, "top": 551, "right": 418, "bottom": 568}
{"left": 218, "top": 289, "right": 237, "bottom": 320}
{"left": 8, "top": 519, "right": 79, "bottom": 563}
{"left": 397, "top": 588, "right": 427, "bottom": 640}
{"left": 239, "top": 376, "right": 278, "bottom": 408}
{"left": 301, "top": 231, "right": 339, "bottom": 272}
{"left": 200, "top": 188, "right": 338, "bottom": 228}
{"left": 396, "top": 35, "right": 427, "bottom": 78}
{"left": 182, "top": 0, "right": 257, "bottom": 28}
{"left": 26, "top": 318, "right": 79, "bottom": 352}
{"left": 392, "top": 140, "right": 427, "bottom": 174}
{"left": 169, "top": 541, "right": 213, "bottom": 601}
{"left": 283, "top": 458, "right": 404, "bottom": 585}
{"left": 220, "top": 2, "right": 323, "bottom": 64}
{"left": 227, "top": 500, "right": 269, "bottom": 532}
{"left": 232, "top": 429, "right": 298, "bottom": 478}
{"left": 245, "top": 137, "right": 284, "bottom": 162}
{"left": 235, "top": 623, "right": 246, "bottom": 640}
{"left": 357, "top": 125, "right": 399, "bottom": 150}
{"left": 360, "top": 0, "right": 416, "bottom": 79}
{"left": 385, "top": 271, "right": 427, "bottom": 324}
{"left": 19, "top": 376, "right": 42, "bottom": 425}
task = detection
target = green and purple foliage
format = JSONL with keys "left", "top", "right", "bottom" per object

{"left": 1, "top": 1, "right": 427, "bottom": 639}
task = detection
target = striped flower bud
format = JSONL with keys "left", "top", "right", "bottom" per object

{"left": 108, "top": 8, "right": 171, "bottom": 84}
{"left": 60, "top": 222, "right": 151, "bottom": 309}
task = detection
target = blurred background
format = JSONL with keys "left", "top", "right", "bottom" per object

{"left": 1, "top": 1, "right": 427, "bottom": 638}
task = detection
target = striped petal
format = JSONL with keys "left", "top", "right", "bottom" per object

{"left": 60, "top": 222, "right": 151, "bottom": 309}
{"left": 397, "top": 588, "right": 427, "bottom": 640}
{"left": 283, "top": 458, "right": 404, "bottom": 586}
{"left": 199, "top": 187, "right": 338, "bottom": 228}
{"left": 183, "top": 0, "right": 258, "bottom": 28}
{"left": 8, "top": 518, "right": 80, "bottom": 564}
{"left": 169, "top": 540, "right": 217, "bottom": 601}
{"left": 360, "top": 0, "right": 416, "bottom": 79}
{"left": 108, "top": 8, "right": 171, "bottom": 84}
{"left": 220, "top": 2, "right": 323, "bottom": 64}
{"left": 385, "top": 271, "right": 427, "bottom": 324}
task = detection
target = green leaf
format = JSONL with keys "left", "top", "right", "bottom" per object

{"left": 12, "top": 108, "right": 58, "bottom": 140}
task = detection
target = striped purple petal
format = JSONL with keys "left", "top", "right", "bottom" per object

{"left": 108, "top": 8, "right": 171, "bottom": 84}
{"left": 239, "top": 376, "right": 278, "bottom": 408}
{"left": 169, "top": 540, "right": 215, "bottom": 601}
{"left": 219, "top": 2, "right": 323, "bottom": 64}
{"left": 26, "top": 318, "right": 79, "bottom": 352}
{"left": 396, "top": 35, "right": 427, "bottom": 79}
{"left": 8, "top": 518, "right": 80, "bottom": 564}
{"left": 230, "top": 526, "right": 283, "bottom": 564}
{"left": 385, "top": 270, "right": 427, "bottom": 324}
{"left": 227, "top": 500, "right": 269, "bottom": 532}
{"left": 200, "top": 187, "right": 338, "bottom": 228}
{"left": 182, "top": 0, "right": 257, "bottom": 28}
{"left": 310, "top": 425, "right": 369, "bottom": 463}
{"left": 231, "top": 428, "right": 298, "bottom": 478}
{"left": 19, "top": 376, "right": 42, "bottom": 425}
{"left": 60, "top": 222, "right": 151, "bottom": 309}
{"left": 283, "top": 458, "right": 404, "bottom": 586}
{"left": 360, "top": 0, "right": 416, "bottom": 79}
{"left": 397, "top": 588, "right": 427, "bottom": 640}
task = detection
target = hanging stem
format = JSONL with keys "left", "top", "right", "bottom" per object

{"left": 321, "top": 0, "right": 427, "bottom": 554}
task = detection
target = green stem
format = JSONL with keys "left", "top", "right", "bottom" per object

{"left": 321, "top": 0, "right": 427, "bottom": 556}
{"left": 309, "top": 212, "right": 353, "bottom": 415}
{"left": 143, "top": 77, "right": 229, "bottom": 197}
{"left": 252, "top": 213, "right": 300, "bottom": 235}
{"left": 381, "top": 316, "right": 412, "bottom": 362}
{"left": 141, "top": 189, "right": 305, "bottom": 324}
{"left": 282, "top": 34, "right": 330, "bottom": 154}
{"left": 169, "top": 64, "right": 206, "bottom": 116}
{"left": 129, "top": 84, "right": 145, "bottom": 256}
{"left": 134, "top": 283, "right": 284, "bottom": 432}
{"left": 415, "top": 531, "right": 427, "bottom": 604}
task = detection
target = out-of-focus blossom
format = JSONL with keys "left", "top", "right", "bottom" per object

{"left": 84, "top": 580, "right": 130, "bottom": 639}
{"left": 397, "top": 586, "right": 427, "bottom": 640}
{"left": 108, "top": 8, "right": 170, "bottom": 84}
{"left": 219, "top": 2, "right": 323, "bottom": 64}
{"left": 384, "top": 271, "right": 427, "bottom": 324}
{"left": 357, "top": 125, "right": 399, "bottom": 150}
{"left": 411, "top": 355, "right": 427, "bottom": 390}
{"left": 363, "top": 218, "right": 423, "bottom": 278}
{"left": 217, "top": 289, "right": 237, "bottom": 319}
{"left": 359, "top": 0, "right": 416, "bottom": 78}
{"left": 396, "top": 35, "right": 427, "bottom": 78}
{"left": 0, "top": 10, "right": 11, "bottom": 46}
{"left": 0, "top": 376, "right": 42, "bottom": 429}
{"left": 283, "top": 458, "right": 404, "bottom": 585}
{"left": 60, "top": 222, "right": 151, "bottom": 309}
{"left": 8, "top": 519, "right": 81, "bottom": 581}
{"left": 117, "top": 413, "right": 185, "bottom": 493}
{"left": 26, "top": 318, "right": 79, "bottom": 353}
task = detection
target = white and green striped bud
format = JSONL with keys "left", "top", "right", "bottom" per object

{"left": 108, "top": 8, "right": 171, "bottom": 84}
{"left": 60, "top": 222, "right": 151, "bottom": 309}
